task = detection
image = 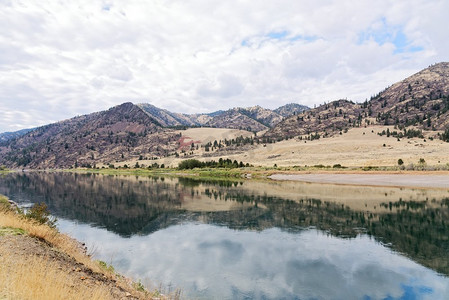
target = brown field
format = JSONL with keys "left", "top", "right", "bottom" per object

{"left": 126, "top": 126, "right": 449, "bottom": 169}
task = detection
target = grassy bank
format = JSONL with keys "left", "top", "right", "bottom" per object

{"left": 0, "top": 197, "right": 173, "bottom": 300}
{"left": 64, "top": 163, "right": 449, "bottom": 182}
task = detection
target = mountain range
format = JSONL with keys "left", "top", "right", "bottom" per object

{"left": 0, "top": 103, "right": 308, "bottom": 168}
{"left": 137, "top": 103, "right": 308, "bottom": 131}
{"left": 1, "top": 62, "right": 448, "bottom": 169}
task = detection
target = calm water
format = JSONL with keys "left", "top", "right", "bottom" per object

{"left": 1, "top": 172, "right": 449, "bottom": 299}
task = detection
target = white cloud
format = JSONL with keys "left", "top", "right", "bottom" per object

{"left": 0, "top": 0, "right": 448, "bottom": 132}
{"left": 57, "top": 221, "right": 449, "bottom": 299}
{"left": 197, "top": 74, "right": 244, "bottom": 98}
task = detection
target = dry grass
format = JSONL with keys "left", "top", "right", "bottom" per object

{"left": 0, "top": 250, "right": 111, "bottom": 300}
{"left": 0, "top": 205, "right": 171, "bottom": 300}
{"left": 0, "top": 208, "right": 103, "bottom": 275}
{"left": 0, "top": 208, "right": 114, "bottom": 299}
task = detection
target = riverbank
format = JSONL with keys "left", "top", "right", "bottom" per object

{"left": 65, "top": 167, "right": 449, "bottom": 187}
{"left": 0, "top": 197, "right": 174, "bottom": 300}
{"left": 7, "top": 165, "right": 449, "bottom": 189}
{"left": 269, "top": 173, "right": 449, "bottom": 189}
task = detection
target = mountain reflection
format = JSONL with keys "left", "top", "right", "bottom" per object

{"left": 0, "top": 172, "right": 448, "bottom": 276}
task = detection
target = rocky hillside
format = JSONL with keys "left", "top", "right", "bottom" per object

{"left": 274, "top": 103, "right": 309, "bottom": 117}
{"left": 0, "top": 128, "right": 34, "bottom": 142}
{"left": 138, "top": 103, "right": 212, "bottom": 127}
{"left": 138, "top": 102, "right": 309, "bottom": 130}
{"left": 204, "top": 106, "right": 286, "bottom": 131}
{"left": 265, "top": 62, "right": 449, "bottom": 140}
{"left": 0, "top": 103, "right": 180, "bottom": 169}
{"left": 264, "top": 100, "right": 364, "bottom": 140}
{"left": 204, "top": 108, "right": 269, "bottom": 132}
{"left": 369, "top": 62, "right": 449, "bottom": 129}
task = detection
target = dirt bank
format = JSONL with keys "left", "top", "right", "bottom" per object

{"left": 269, "top": 173, "right": 449, "bottom": 189}
{"left": 0, "top": 205, "right": 172, "bottom": 300}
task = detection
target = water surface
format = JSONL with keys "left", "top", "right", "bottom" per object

{"left": 1, "top": 172, "right": 448, "bottom": 299}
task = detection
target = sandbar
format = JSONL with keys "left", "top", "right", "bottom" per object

{"left": 269, "top": 173, "right": 449, "bottom": 189}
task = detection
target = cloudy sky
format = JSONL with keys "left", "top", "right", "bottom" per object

{"left": 1, "top": 0, "right": 448, "bottom": 133}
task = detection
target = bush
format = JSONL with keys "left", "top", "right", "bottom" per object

{"left": 178, "top": 159, "right": 203, "bottom": 170}
{"left": 0, "top": 195, "right": 11, "bottom": 210}
{"left": 25, "top": 203, "right": 57, "bottom": 228}
{"left": 441, "top": 128, "right": 449, "bottom": 142}
{"left": 397, "top": 159, "right": 404, "bottom": 166}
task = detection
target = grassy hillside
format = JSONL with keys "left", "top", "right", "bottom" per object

{"left": 0, "top": 197, "right": 176, "bottom": 300}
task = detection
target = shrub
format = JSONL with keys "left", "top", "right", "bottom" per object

{"left": 441, "top": 128, "right": 449, "bottom": 142}
{"left": 25, "top": 203, "right": 57, "bottom": 228}
{"left": 397, "top": 159, "right": 404, "bottom": 166}
{"left": 178, "top": 159, "right": 203, "bottom": 170}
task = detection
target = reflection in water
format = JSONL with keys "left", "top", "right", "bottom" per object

{"left": 58, "top": 221, "right": 449, "bottom": 300}
{"left": 0, "top": 172, "right": 449, "bottom": 299}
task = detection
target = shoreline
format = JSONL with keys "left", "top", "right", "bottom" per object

{"left": 269, "top": 172, "right": 449, "bottom": 189}
{"left": 0, "top": 197, "right": 169, "bottom": 300}
{"left": 5, "top": 168, "right": 449, "bottom": 189}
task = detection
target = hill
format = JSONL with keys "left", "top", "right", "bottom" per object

{"left": 274, "top": 103, "right": 309, "bottom": 117}
{"left": 204, "top": 106, "right": 278, "bottom": 132}
{"left": 0, "top": 128, "right": 34, "bottom": 142}
{"left": 138, "top": 103, "right": 309, "bottom": 130}
{"left": 0, "top": 103, "right": 180, "bottom": 169}
{"left": 2, "top": 63, "right": 448, "bottom": 169}
{"left": 138, "top": 103, "right": 212, "bottom": 127}
{"left": 265, "top": 62, "right": 449, "bottom": 140}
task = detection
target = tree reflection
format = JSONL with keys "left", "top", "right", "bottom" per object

{"left": 0, "top": 172, "right": 448, "bottom": 275}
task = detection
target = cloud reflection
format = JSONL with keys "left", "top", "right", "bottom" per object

{"left": 58, "top": 221, "right": 449, "bottom": 299}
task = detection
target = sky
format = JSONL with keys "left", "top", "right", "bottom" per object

{"left": 0, "top": 0, "right": 448, "bottom": 133}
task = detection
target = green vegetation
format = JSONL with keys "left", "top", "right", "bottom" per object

{"left": 178, "top": 158, "right": 251, "bottom": 170}
{"left": 97, "top": 260, "right": 115, "bottom": 273}
{"left": 377, "top": 128, "right": 424, "bottom": 139}
{"left": 0, "top": 227, "right": 25, "bottom": 236}
{"left": 23, "top": 203, "right": 58, "bottom": 229}
{"left": 0, "top": 195, "right": 11, "bottom": 211}
{"left": 203, "top": 135, "right": 255, "bottom": 151}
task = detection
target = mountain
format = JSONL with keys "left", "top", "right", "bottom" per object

{"left": 138, "top": 103, "right": 212, "bottom": 127}
{"left": 368, "top": 62, "right": 449, "bottom": 129}
{"left": 0, "top": 101, "right": 309, "bottom": 168}
{"left": 274, "top": 103, "right": 309, "bottom": 117}
{"left": 5, "top": 63, "right": 447, "bottom": 168}
{"left": 264, "top": 99, "right": 363, "bottom": 140}
{"left": 0, "top": 103, "right": 180, "bottom": 169}
{"left": 237, "top": 106, "right": 284, "bottom": 127}
{"left": 204, "top": 108, "right": 269, "bottom": 132}
{"left": 0, "top": 128, "right": 34, "bottom": 142}
{"left": 265, "top": 62, "right": 449, "bottom": 140}
{"left": 204, "top": 106, "right": 286, "bottom": 132}
{"left": 138, "top": 103, "right": 309, "bottom": 130}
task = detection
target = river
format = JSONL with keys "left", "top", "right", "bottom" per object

{"left": 0, "top": 172, "right": 448, "bottom": 299}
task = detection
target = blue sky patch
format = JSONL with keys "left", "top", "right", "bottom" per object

{"left": 358, "top": 18, "right": 423, "bottom": 54}
{"left": 267, "top": 30, "right": 289, "bottom": 40}
{"left": 241, "top": 31, "right": 318, "bottom": 48}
